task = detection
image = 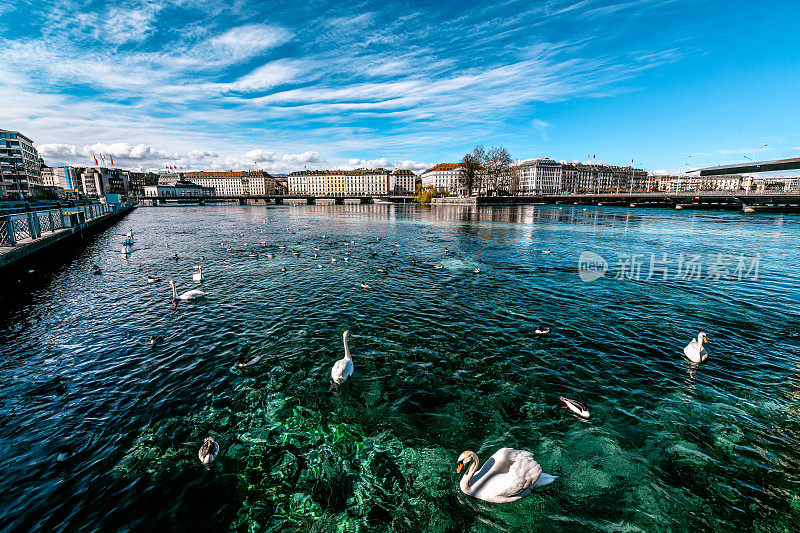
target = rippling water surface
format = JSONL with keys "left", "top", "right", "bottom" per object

{"left": 2, "top": 204, "right": 800, "bottom": 532}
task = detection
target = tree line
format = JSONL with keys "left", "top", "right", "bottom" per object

{"left": 458, "top": 145, "right": 518, "bottom": 196}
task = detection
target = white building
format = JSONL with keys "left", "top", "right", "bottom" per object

{"left": 515, "top": 158, "right": 562, "bottom": 194}
{"left": 183, "top": 171, "right": 277, "bottom": 196}
{"left": 389, "top": 169, "right": 417, "bottom": 195}
{"left": 0, "top": 129, "right": 42, "bottom": 198}
{"left": 420, "top": 164, "right": 463, "bottom": 195}
{"left": 144, "top": 180, "right": 215, "bottom": 197}
{"left": 287, "top": 169, "right": 394, "bottom": 196}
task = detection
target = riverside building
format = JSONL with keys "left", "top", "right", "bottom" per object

{"left": 420, "top": 164, "right": 463, "bottom": 195}
{"left": 182, "top": 170, "right": 277, "bottom": 196}
{"left": 0, "top": 129, "right": 42, "bottom": 198}
{"left": 514, "top": 158, "right": 562, "bottom": 194}
{"left": 287, "top": 168, "right": 413, "bottom": 197}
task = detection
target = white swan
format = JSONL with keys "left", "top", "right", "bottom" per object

{"left": 683, "top": 332, "right": 709, "bottom": 363}
{"left": 457, "top": 448, "right": 557, "bottom": 503}
{"left": 330, "top": 330, "right": 354, "bottom": 384}
{"left": 193, "top": 265, "right": 203, "bottom": 283}
{"left": 169, "top": 280, "right": 205, "bottom": 300}
{"left": 198, "top": 436, "right": 219, "bottom": 465}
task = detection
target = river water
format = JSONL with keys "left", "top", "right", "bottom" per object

{"left": 1, "top": 204, "right": 799, "bottom": 532}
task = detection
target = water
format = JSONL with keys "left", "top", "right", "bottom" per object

{"left": 1, "top": 204, "right": 800, "bottom": 532}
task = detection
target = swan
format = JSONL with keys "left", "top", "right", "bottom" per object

{"left": 360, "top": 281, "right": 370, "bottom": 289}
{"left": 559, "top": 397, "right": 590, "bottom": 418}
{"left": 330, "top": 330, "right": 354, "bottom": 384}
{"left": 534, "top": 327, "right": 550, "bottom": 335}
{"left": 457, "top": 448, "right": 557, "bottom": 503}
{"left": 198, "top": 437, "right": 219, "bottom": 464}
{"left": 169, "top": 280, "right": 205, "bottom": 300}
{"left": 683, "top": 332, "right": 709, "bottom": 363}
{"left": 193, "top": 266, "right": 203, "bottom": 283}
{"left": 147, "top": 276, "right": 161, "bottom": 283}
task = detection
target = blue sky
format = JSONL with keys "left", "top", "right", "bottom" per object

{"left": 0, "top": 0, "right": 798, "bottom": 173}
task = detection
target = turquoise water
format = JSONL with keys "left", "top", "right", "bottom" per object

{"left": 1, "top": 204, "right": 799, "bottom": 531}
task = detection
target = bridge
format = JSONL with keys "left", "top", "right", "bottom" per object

{"left": 138, "top": 194, "right": 415, "bottom": 206}
{"left": 687, "top": 156, "right": 800, "bottom": 176}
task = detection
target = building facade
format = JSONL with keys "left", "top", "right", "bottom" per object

{"left": 0, "top": 129, "right": 42, "bottom": 198}
{"left": 420, "top": 164, "right": 463, "bottom": 195}
{"left": 123, "top": 170, "right": 159, "bottom": 196}
{"left": 182, "top": 170, "right": 277, "bottom": 196}
{"left": 390, "top": 169, "right": 416, "bottom": 195}
{"left": 144, "top": 180, "right": 215, "bottom": 197}
{"left": 75, "top": 167, "right": 127, "bottom": 197}
{"left": 41, "top": 166, "right": 79, "bottom": 190}
{"left": 287, "top": 168, "right": 398, "bottom": 197}
{"left": 515, "top": 158, "right": 562, "bottom": 194}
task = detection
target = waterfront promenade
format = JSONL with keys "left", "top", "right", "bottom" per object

{"left": 0, "top": 202, "right": 136, "bottom": 272}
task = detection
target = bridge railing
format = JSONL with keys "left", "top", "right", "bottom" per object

{"left": 0, "top": 203, "right": 118, "bottom": 247}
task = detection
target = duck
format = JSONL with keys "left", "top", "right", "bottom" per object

{"left": 434, "top": 264, "right": 443, "bottom": 269}
{"left": 473, "top": 268, "right": 481, "bottom": 274}
{"left": 146, "top": 275, "right": 161, "bottom": 283}
{"left": 193, "top": 266, "right": 203, "bottom": 283}
{"left": 541, "top": 250, "right": 552, "bottom": 254}
{"left": 331, "top": 258, "right": 337, "bottom": 262}
{"left": 360, "top": 281, "right": 370, "bottom": 289}
{"left": 683, "top": 332, "right": 709, "bottom": 363}
{"left": 198, "top": 437, "right": 219, "bottom": 465}
{"left": 247, "top": 252, "right": 259, "bottom": 258}
{"left": 394, "top": 243, "right": 401, "bottom": 247}
{"left": 318, "top": 264, "right": 324, "bottom": 269}
{"left": 377, "top": 267, "right": 388, "bottom": 274}
{"left": 344, "top": 257, "right": 350, "bottom": 262}
{"left": 534, "top": 326, "right": 550, "bottom": 335}
{"left": 266, "top": 253, "right": 275, "bottom": 259}
{"left": 149, "top": 335, "right": 165, "bottom": 345}
{"left": 278, "top": 245, "right": 286, "bottom": 249}
{"left": 456, "top": 448, "right": 557, "bottom": 503}
{"left": 559, "top": 396, "right": 590, "bottom": 418}
{"left": 331, "top": 330, "right": 354, "bottom": 384}
{"left": 236, "top": 350, "right": 262, "bottom": 368}
{"left": 280, "top": 267, "right": 287, "bottom": 272}
{"left": 169, "top": 280, "right": 205, "bottom": 300}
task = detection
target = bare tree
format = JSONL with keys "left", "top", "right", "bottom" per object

{"left": 458, "top": 145, "right": 484, "bottom": 197}
{"left": 484, "top": 146, "right": 512, "bottom": 195}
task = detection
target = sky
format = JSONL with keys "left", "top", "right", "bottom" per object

{"left": 1, "top": 0, "right": 799, "bottom": 174}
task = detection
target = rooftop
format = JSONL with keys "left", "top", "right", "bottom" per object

{"left": 422, "top": 163, "right": 460, "bottom": 173}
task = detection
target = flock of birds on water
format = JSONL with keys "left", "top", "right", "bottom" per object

{"left": 115, "top": 226, "right": 711, "bottom": 504}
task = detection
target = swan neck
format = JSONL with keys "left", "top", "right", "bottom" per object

{"left": 343, "top": 334, "right": 351, "bottom": 359}
{"left": 459, "top": 452, "right": 479, "bottom": 494}
{"left": 171, "top": 282, "right": 178, "bottom": 299}
{"left": 697, "top": 335, "right": 703, "bottom": 350}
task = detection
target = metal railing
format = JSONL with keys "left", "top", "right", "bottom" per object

{"left": 0, "top": 203, "right": 118, "bottom": 247}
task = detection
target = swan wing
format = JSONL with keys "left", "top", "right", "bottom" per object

{"left": 331, "top": 358, "right": 353, "bottom": 383}
{"left": 684, "top": 339, "right": 700, "bottom": 362}
{"left": 469, "top": 448, "right": 542, "bottom": 502}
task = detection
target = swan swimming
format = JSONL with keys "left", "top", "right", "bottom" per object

{"left": 683, "top": 332, "right": 709, "bottom": 363}
{"left": 330, "top": 330, "right": 354, "bottom": 384}
{"left": 456, "top": 448, "right": 557, "bottom": 503}
{"left": 193, "top": 266, "right": 203, "bottom": 283}
{"left": 169, "top": 280, "right": 205, "bottom": 300}
{"left": 559, "top": 396, "right": 590, "bottom": 418}
{"left": 198, "top": 437, "right": 219, "bottom": 464}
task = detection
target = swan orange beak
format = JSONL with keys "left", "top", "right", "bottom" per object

{"left": 457, "top": 462, "right": 463, "bottom": 473}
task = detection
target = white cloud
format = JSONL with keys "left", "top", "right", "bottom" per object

{"left": 282, "top": 151, "right": 322, "bottom": 164}
{"left": 206, "top": 24, "right": 293, "bottom": 63}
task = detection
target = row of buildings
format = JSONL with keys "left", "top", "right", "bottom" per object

{"left": 5, "top": 127, "right": 799, "bottom": 200}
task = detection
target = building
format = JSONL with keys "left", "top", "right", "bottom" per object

{"left": 0, "top": 129, "right": 42, "bottom": 198}
{"left": 143, "top": 179, "right": 215, "bottom": 197}
{"left": 515, "top": 158, "right": 562, "bottom": 194}
{"left": 76, "top": 167, "right": 127, "bottom": 197}
{"left": 182, "top": 170, "right": 277, "bottom": 196}
{"left": 123, "top": 170, "right": 159, "bottom": 196}
{"left": 559, "top": 162, "right": 649, "bottom": 193}
{"left": 390, "top": 169, "right": 416, "bottom": 195}
{"left": 286, "top": 168, "right": 394, "bottom": 197}
{"left": 420, "top": 164, "right": 463, "bottom": 195}
{"left": 41, "top": 166, "right": 78, "bottom": 190}
{"left": 158, "top": 172, "right": 183, "bottom": 186}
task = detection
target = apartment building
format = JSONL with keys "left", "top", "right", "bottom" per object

{"left": 420, "top": 164, "right": 463, "bottom": 195}
{"left": 183, "top": 170, "right": 277, "bottom": 196}
{"left": 0, "top": 129, "right": 42, "bottom": 198}
{"left": 287, "top": 168, "right": 401, "bottom": 196}
{"left": 515, "top": 158, "right": 562, "bottom": 194}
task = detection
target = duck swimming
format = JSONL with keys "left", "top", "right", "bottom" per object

{"left": 360, "top": 281, "right": 370, "bottom": 289}
{"left": 149, "top": 335, "right": 165, "bottom": 345}
{"left": 198, "top": 437, "right": 219, "bottom": 465}
{"left": 147, "top": 276, "right": 161, "bottom": 283}
{"left": 559, "top": 396, "right": 590, "bottom": 419}
{"left": 534, "top": 326, "right": 550, "bottom": 335}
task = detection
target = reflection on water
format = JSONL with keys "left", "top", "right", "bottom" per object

{"left": 1, "top": 204, "right": 799, "bottom": 531}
